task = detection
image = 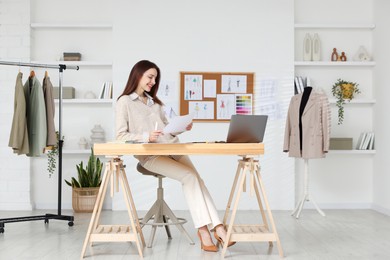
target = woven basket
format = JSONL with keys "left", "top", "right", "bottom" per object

{"left": 72, "top": 187, "right": 99, "bottom": 213}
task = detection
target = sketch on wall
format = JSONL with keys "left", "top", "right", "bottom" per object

{"left": 189, "top": 101, "right": 214, "bottom": 119}
{"left": 184, "top": 74, "right": 203, "bottom": 100}
{"left": 159, "top": 80, "right": 179, "bottom": 119}
{"left": 221, "top": 75, "right": 247, "bottom": 93}
{"left": 216, "top": 94, "right": 235, "bottom": 119}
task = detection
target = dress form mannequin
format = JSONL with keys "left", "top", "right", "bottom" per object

{"left": 291, "top": 87, "right": 326, "bottom": 218}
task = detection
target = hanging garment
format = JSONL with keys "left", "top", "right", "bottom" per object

{"left": 283, "top": 90, "right": 331, "bottom": 159}
{"left": 43, "top": 73, "right": 56, "bottom": 146}
{"left": 24, "top": 74, "right": 47, "bottom": 157}
{"left": 8, "top": 72, "right": 29, "bottom": 155}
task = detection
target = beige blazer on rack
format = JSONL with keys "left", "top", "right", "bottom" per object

{"left": 8, "top": 72, "right": 29, "bottom": 155}
{"left": 283, "top": 91, "right": 331, "bottom": 159}
{"left": 43, "top": 75, "right": 56, "bottom": 146}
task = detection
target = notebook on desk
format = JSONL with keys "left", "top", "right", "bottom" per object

{"left": 225, "top": 114, "right": 268, "bottom": 143}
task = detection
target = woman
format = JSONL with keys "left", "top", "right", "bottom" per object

{"left": 116, "top": 60, "right": 235, "bottom": 252}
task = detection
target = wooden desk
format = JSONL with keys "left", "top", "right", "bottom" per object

{"left": 83, "top": 142, "right": 283, "bottom": 258}
{"left": 93, "top": 142, "right": 264, "bottom": 156}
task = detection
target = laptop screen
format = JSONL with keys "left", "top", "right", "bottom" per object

{"left": 226, "top": 115, "right": 268, "bottom": 143}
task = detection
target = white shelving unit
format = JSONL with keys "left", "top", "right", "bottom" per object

{"left": 30, "top": 19, "right": 113, "bottom": 152}
{"left": 294, "top": 22, "right": 376, "bottom": 154}
{"left": 293, "top": 0, "right": 378, "bottom": 212}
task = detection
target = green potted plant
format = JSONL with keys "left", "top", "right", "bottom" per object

{"left": 332, "top": 78, "right": 361, "bottom": 125}
{"left": 46, "top": 131, "right": 62, "bottom": 177}
{"left": 65, "top": 148, "right": 103, "bottom": 212}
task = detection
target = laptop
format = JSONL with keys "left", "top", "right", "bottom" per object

{"left": 225, "top": 114, "right": 268, "bottom": 143}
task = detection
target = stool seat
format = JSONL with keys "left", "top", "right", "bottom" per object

{"left": 136, "top": 163, "right": 194, "bottom": 248}
{"left": 136, "top": 163, "right": 165, "bottom": 178}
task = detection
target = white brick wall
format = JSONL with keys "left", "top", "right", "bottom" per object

{"left": 0, "top": 0, "right": 32, "bottom": 210}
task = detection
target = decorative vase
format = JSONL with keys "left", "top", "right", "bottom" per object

{"left": 84, "top": 91, "right": 97, "bottom": 99}
{"left": 90, "top": 124, "right": 105, "bottom": 144}
{"left": 303, "top": 33, "right": 312, "bottom": 61}
{"left": 353, "top": 45, "right": 370, "bottom": 61}
{"left": 312, "top": 33, "right": 321, "bottom": 61}
{"left": 78, "top": 137, "right": 88, "bottom": 149}
{"left": 341, "top": 83, "right": 355, "bottom": 99}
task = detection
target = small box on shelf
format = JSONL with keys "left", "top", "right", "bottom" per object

{"left": 329, "top": 138, "right": 353, "bottom": 150}
{"left": 63, "top": 52, "right": 81, "bottom": 61}
{"left": 53, "top": 87, "right": 75, "bottom": 99}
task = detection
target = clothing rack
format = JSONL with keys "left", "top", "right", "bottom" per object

{"left": 0, "top": 61, "right": 79, "bottom": 233}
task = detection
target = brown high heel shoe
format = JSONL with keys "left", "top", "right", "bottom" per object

{"left": 197, "top": 231, "right": 218, "bottom": 252}
{"left": 214, "top": 229, "right": 236, "bottom": 247}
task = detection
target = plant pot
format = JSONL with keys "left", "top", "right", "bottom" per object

{"left": 72, "top": 187, "right": 100, "bottom": 213}
{"left": 341, "top": 83, "right": 355, "bottom": 99}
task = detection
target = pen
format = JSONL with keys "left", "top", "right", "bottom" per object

{"left": 155, "top": 122, "right": 158, "bottom": 131}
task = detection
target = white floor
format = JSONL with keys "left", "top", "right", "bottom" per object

{"left": 0, "top": 209, "right": 390, "bottom": 260}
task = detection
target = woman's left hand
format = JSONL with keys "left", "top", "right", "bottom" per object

{"left": 186, "top": 122, "right": 193, "bottom": 131}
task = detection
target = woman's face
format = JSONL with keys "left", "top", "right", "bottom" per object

{"left": 136, "top": 68, "right": 158, "bottom": 94}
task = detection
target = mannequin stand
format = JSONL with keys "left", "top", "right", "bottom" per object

{"left": 291, "top": 159, "right": 325, "bottom": 219}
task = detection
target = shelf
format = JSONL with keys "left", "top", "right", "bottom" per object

{"left": 31, "top": 61, "right": 112, "bottom": 67}
{"left": 294, "top": 23, "right": 375, "bottom": 30}
{"left": 328, "top": 150, "right": 376, "bottom": 154}
{"left": 55, "top": 99, "right": 113, "bottom": 104}
{"left": 294, "top": 61, "right": 375, "bottom": 67}
{"left": 63, "top": 149, "right": 108, "bottom": 155}
{"left": 329, "top": 99, "right": 376, "bottom": 105}
{"left": 63, "top": 149, "right": 91, "bottom": 154}
{"left": 31, "top": 23, "right": 112, "bottom": 29}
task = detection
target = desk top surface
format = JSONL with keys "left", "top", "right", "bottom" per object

{"left": 93, "top": 142, "right": 264, "bottom": 156}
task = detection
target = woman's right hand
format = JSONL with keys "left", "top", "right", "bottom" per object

{"left": 149, "top": 130, "right": 163, "bottom": 143}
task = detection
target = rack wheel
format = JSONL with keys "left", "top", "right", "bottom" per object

{"left": 68, "top": 221, "right": 74, "bottom": 227}
{"left": 44, "top": 219, "right": 49, "bottom": 224}
{"left": 0, "top": 228, "right": 4, "bottom": 233}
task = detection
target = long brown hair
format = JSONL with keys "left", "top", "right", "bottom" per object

{"left": 118, "top": 60, "right": 163, "bottom": 105}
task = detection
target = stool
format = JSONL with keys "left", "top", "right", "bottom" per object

{"left": 136, "top": 163, "right": 195, "bottom": 248}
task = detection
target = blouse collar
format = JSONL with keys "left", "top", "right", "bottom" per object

{"left": 129, "top": 92, "right": 155, "bottom": 106}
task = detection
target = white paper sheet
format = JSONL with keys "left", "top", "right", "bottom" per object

{"left": 163, "top": 113, "right": 194, "bottom": 134}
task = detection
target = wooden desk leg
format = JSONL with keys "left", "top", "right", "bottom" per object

{"left": 81, "top": 161, "right": 112, "bottom": 258}
{"left": 81, "top": 158, "right": 145, "bottom": 259}
{"left": 221, "top": 162, "right": 248, "bottom": 258}
{"left": 120, "top": 164, "right": 146, "bottom": 248}
{"left": 255, "top": 166, "right": 284, "bottom": 257}
{"left": 252, "top": 162, "right": 271, "bottom": 247}
{"left": 222, "top": 160, "right": 245, "bottom": 226}
{"left": 119, "top": 166, "right": 144, "bottom": 256}
{"left": 222, "top": 158, "right": 284, "bottom": 258}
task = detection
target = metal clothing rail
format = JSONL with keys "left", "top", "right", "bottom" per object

{"left": 0, "top": 61, "right": 79, "bottom": 233}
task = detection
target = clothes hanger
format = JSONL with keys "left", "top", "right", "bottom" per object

{"left": 29, "top": 68, "right": 35, "bottom": 78}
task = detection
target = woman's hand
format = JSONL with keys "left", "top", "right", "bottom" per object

{"left": 186, "top": 122, "right": 193, "bottom": 131}
{"left": 149, "top": 130, "right": 163, "bottom": 143}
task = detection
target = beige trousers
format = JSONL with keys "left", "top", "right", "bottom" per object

{"left": 142, "top": 155, "right": 222, "bottom": 229}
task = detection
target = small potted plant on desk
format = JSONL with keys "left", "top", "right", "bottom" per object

{"left": 332, "top": 78, "right": 361, "bottom": 125}
{"left": 65, "top": 148, "right": 103, "bottom": 213}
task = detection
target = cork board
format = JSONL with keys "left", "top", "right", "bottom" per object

{"left": 179, "top": 72, "right": 254, "bottom": 122}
